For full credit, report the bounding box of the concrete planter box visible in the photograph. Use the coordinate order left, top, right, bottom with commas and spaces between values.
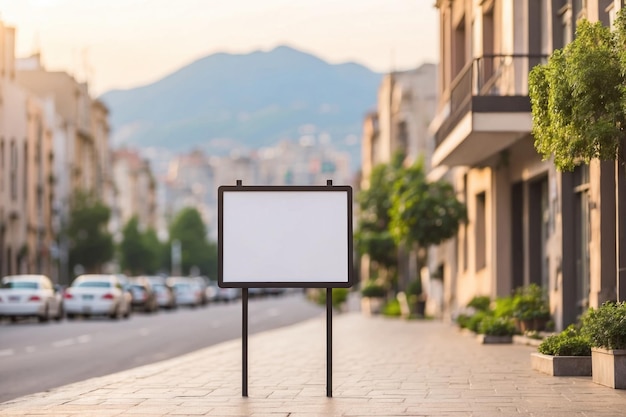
531, 352, 591, 376
477, 334, 513, 344
591, 348, 626, 389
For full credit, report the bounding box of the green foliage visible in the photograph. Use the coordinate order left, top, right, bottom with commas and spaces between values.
538, 325, 591, 356
389, 159, 467, 249
168, 207, 217, 277
467, 296, 491, 312
382, 299, 402, 317
456, 313, 471, 329
581, 301, 626, 350
478, 316, 516, 336
407, 279, 423, 297
529, 14, 626, 171
316, 288, 350, 310
466, 311, 490, 333
360, 281, 387, 298
67, 191, 114, 274
355, 153, 405, 271
118, 216, 163, 275
493, 295, 516, 319
512, 284, 551, 321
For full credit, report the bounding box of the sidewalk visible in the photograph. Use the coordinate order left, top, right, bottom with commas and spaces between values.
2, 312, 626, 417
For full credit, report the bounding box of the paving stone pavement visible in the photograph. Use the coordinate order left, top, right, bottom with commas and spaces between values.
2, 312, 626, 417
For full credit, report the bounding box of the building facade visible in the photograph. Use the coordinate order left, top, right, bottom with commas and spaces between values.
431, 0, 625, 330
0, 22, 56, 278
111, 148, 157, 239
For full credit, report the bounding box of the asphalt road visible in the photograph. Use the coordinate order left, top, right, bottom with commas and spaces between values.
0, 291, 326, 403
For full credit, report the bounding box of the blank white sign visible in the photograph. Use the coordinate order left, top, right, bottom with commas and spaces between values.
219, 187, 352, 287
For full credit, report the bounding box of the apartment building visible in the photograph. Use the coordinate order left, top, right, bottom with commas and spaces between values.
359, 64, 439, 302
111, 148, 157, 238
16, 54, 113, 282
0, 22, 57, 278
431, 0, 625, 330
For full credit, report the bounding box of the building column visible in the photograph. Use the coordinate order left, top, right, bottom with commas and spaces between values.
491, 164, 512, 298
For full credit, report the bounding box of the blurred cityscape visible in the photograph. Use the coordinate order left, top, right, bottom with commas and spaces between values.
2, 0, 626, 339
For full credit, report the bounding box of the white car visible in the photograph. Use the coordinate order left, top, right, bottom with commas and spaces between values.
0, 275, 64, 322
167, 277, 203, 308
64, 274, 132, 320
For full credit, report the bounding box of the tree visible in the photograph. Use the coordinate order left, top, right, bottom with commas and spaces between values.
529, 16, 626, 171
355, 153, 405, 281
67, 191, 114, 275
168, 207, 217, 277
388, 159, 466, 276
529, 12, 626, 303
118, 216, 163, 275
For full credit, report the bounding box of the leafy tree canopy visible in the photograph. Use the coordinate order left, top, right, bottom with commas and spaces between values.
119, 216, 163, 275
355, 152, 404, 270
529, 14, 626, 171
67, 191, 114, 274
168, 207, 217, 277
389, 159, 466, 249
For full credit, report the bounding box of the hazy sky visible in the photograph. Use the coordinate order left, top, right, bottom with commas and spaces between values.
0, 0, 439, 96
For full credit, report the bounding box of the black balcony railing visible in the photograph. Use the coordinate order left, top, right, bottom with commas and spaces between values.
437, 54, 548, 147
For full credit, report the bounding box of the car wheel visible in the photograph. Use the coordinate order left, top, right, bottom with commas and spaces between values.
38, 306, 49, 323
67, 313, 76, 320
109, 305, 120, 320
55, 305, 64, 322
10, 316, 17, 323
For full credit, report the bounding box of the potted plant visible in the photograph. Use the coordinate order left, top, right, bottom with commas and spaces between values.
512, 284, 551, 333
407, 278, 426, 317
581, 301, 626, 389
360, 281, 387, 315
476, 316, 515, 344
531, 325, 592, 376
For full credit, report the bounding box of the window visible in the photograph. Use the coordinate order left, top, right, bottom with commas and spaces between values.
0, 137, 4, 192
10, 140, 17, 200
475, 192, 487, 271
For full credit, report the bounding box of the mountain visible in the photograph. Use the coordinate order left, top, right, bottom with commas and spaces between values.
99, 45, 382, 163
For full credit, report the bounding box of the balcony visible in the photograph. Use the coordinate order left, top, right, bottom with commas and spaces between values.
431, 54, 547, 167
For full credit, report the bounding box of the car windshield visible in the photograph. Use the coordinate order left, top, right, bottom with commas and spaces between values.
75, 281, 111, 288
173, 283, 190, 290
1, 281, 38, 289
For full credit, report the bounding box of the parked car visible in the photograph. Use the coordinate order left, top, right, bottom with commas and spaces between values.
64, 274, 132, 320
144, 276, 176, 310
128, 277, 159, 313
0, 275, 64, 322
215, 286, 241, 303
167, 277, 203, 308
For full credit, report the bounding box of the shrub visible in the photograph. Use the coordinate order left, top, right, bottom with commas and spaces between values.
581, 301, 626, 350
456, 313, 471, 329
466, 311, 489, 333
467, 295, 491, 312
493, 295, 516, 318
361, 281, 387, 298
538, 325, 591, 356
512, 284, 550, 321
382, 299, 402, 317
478, 316, 516, 336
316, 288, 350, 309
407, 279, 423, 296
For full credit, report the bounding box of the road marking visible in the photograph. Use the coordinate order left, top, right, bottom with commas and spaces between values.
0, 349, 14, 357
25, 346, 36, 353
52, 338, 75, 348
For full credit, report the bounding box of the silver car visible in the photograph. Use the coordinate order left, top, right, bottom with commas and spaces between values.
0, 275, 64, 323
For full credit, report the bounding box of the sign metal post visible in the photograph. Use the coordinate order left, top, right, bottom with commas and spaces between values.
218, 180, 352, 398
